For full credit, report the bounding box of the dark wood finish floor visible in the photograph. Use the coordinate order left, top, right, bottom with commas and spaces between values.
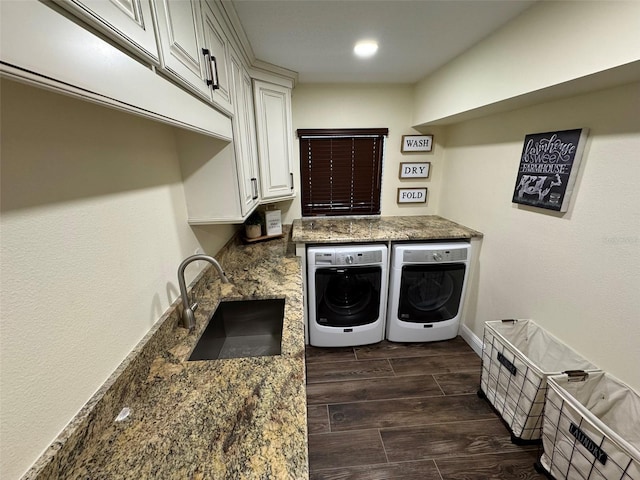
306, 336, 545, 480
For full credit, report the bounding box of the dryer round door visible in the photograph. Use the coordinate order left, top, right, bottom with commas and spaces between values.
397, 263, 466, 322
406, 271, 454, 311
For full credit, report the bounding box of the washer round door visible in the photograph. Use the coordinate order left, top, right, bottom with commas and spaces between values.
325, 273, 373, 316
315, 266, 382, 327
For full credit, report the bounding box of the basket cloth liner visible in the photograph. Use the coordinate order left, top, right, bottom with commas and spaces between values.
489, 320, 596, 372
541, 371, 640, 479
481, 319, 599, 440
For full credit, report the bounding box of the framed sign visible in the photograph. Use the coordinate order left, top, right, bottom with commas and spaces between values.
401, 135, 433, 152
397, 188, 427, 203
399, 162, 430, 179
512, 128, 588, 212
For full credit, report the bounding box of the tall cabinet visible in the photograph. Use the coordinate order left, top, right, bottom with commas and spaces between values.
228, 47, 261, 217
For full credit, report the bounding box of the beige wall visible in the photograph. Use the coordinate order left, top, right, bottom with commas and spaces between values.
284, 83, 445, 223
0, 80, 236, 479
413, 1, 640, 126
3, 2, 639, 477
439, 82, 640, 390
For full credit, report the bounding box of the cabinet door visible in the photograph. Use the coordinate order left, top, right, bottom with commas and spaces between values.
254, 80, 295, 201
240, 68, 261, 214
154, 0, 211, 100
229, 47, 260, 215
201, 2, 233, 115
53, 0, 160, 63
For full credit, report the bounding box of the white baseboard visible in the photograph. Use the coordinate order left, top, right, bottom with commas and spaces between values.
460, 324, 483, 357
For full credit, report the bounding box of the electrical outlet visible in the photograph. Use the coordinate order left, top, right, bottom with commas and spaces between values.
194, 248, 203, 268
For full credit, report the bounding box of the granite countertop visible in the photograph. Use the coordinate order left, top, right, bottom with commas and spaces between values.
24, 229, 308, 480
291, 215, 483, 244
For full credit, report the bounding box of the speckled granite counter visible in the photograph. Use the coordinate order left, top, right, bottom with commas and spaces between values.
292, 215, 483, 244
23, 228, 308, 480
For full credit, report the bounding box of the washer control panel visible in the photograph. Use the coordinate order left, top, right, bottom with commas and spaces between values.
312, 249, 384, 266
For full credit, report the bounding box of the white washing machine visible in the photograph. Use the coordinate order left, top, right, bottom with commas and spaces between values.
386, 242, 471, 342
307, 244, 388, 347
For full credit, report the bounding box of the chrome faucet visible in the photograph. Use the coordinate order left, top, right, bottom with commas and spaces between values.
177, 254, 229, 332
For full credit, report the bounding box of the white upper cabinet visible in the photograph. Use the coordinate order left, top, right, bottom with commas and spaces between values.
0, 0, 232, 140
154, 0, 211, 100
53, 0, 160, 63
200, 2, 233, 115
253, 80, 296, 201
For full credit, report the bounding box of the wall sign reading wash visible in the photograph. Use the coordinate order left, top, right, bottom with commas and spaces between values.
401, 135, 433, 152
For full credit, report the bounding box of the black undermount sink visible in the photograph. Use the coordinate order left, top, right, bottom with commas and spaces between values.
188, 298, 285, 361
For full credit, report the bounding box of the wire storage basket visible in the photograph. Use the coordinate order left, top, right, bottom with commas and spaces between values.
539, 371, 640, 480
479, 319, 599, 443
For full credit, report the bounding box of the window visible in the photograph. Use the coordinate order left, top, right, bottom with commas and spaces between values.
298, 128, 388, 217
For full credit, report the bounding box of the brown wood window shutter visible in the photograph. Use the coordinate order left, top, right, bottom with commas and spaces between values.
297, 128, 388, 217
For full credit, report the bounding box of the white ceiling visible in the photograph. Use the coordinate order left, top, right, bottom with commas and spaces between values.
230, 0, 537, 84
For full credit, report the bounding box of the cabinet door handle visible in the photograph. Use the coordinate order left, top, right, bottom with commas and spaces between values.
290, 172, 294, 191
210, 55, 220, 91
251, 178, 259, 200
202, 48, 214, 87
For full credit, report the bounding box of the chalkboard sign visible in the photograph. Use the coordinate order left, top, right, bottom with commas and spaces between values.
512, 128, 588, 212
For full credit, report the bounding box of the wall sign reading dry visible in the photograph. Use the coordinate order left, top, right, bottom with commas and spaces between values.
512, 128, 588, 212
399, 162, 430, 179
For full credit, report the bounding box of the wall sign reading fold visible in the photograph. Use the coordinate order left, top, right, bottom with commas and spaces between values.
397, 188, 427, 203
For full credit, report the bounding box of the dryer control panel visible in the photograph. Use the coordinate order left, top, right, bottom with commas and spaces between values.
402, 246, 468, 263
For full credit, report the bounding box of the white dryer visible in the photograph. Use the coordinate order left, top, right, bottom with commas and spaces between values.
307, 244, 388, 347
386, 242, 471, 342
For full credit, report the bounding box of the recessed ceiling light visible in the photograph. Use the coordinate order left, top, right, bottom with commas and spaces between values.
354, 40, 378, 58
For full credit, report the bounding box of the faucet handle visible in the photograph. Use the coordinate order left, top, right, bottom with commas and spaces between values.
191, 302, 199, 312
